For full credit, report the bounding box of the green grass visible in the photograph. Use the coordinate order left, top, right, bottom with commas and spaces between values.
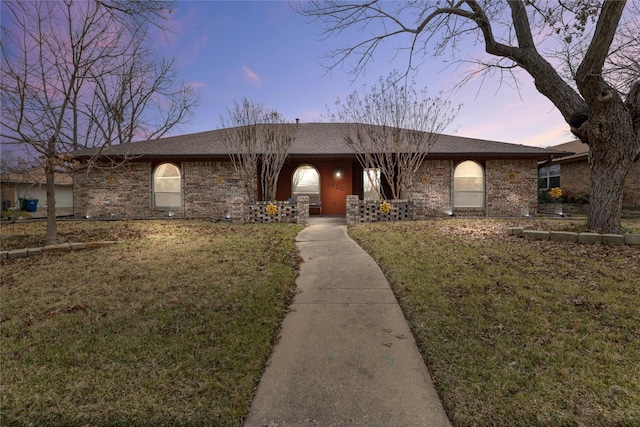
1, 220, 303, 426
349, 219, 640, 427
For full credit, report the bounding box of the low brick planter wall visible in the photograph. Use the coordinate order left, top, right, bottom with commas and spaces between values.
508, 228, 639, 247
1, 241, 118, 261
227, 196, 309, 224
346, 196, 412, 224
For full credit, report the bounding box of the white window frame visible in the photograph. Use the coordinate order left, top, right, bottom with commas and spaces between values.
292, 164, 321, 198
363, 168, 381, 201
153, 163, 182, 209
453, 160, 485, 208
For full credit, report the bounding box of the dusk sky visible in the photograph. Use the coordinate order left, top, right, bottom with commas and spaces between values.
161, 1, 574, 148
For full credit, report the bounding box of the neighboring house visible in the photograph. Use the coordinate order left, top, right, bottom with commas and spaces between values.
540, 140, 640, 208
71, 122, 568, 220
0, 169, 73, 211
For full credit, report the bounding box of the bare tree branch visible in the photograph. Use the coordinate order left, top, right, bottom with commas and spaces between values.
300, 0, 639, 233
329, 70, 460, 200
1, 0, 197, 243
219, 99, 296, 202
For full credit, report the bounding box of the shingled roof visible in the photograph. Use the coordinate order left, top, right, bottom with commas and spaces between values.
72, 122, 569, 160
545, 140, 587, 162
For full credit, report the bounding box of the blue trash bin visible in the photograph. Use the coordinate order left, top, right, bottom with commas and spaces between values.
24, 198, 38, 212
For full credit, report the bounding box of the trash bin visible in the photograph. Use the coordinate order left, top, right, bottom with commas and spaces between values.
1, 200, 10, 211
24, 198, 38, 212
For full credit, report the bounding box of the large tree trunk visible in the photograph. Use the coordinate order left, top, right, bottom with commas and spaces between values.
581, 97, 638, 233
587, 141, 633, 233
570, 1, 638, 233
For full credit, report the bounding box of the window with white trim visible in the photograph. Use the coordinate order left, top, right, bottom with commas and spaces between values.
292, 165, 320, 196
363, 168, 381, 201
538, 164, 560, 189
453, 161, 484, 208
153, 163, 182, 208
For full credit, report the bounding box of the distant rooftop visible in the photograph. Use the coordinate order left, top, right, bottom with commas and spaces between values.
0, 168, 73, 185
547, 140, 587, 162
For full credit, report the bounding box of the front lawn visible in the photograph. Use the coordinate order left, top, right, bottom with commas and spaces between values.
350, 218, 640, 427
1, 220, 303, 426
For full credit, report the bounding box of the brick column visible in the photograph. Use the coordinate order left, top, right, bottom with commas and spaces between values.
295, 195, 309, 224
346, 195, 359, 225
227, 197, 245, 223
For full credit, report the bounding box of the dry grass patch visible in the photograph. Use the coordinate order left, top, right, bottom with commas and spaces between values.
1, 220, 303, 426
349, 218, 640, 427
1, 219, 149, 251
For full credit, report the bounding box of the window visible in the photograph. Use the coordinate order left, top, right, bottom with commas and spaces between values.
153, 163, 182, 208
538, 164, 560, 189
292, 165, 321, 209
363, 168, 381, 201
292, 165, 320, 196
453, 161, 484, 208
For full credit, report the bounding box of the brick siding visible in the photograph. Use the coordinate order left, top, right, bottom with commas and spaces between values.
409, 160, 452, 217
75, 157, 542, 220
559, 160, 590, 196
485, 159, 538, 217
183, 161, 246, 218
74, 160, 247, 219
557, 158, 639, 208
74, 162, 152, 218
348, 158, 539, 223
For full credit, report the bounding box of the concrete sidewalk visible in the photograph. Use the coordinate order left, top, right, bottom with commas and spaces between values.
245, 217, 451, 426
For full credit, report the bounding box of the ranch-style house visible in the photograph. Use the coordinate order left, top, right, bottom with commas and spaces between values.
71, 122, 569, 223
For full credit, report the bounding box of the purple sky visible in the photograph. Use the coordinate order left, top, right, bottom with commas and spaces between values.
0, 0, 574, 162
161, 1, 573, 148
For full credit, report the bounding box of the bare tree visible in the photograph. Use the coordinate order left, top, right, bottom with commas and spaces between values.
260, 112, 297, 201
220, 98, 296, 202
0, 0, 198, 244
299, 0, 640, 233
329, 71, 459, 200
220, 99, 262, 202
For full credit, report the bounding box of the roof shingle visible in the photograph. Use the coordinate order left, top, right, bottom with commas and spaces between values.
71, 122, 569, 159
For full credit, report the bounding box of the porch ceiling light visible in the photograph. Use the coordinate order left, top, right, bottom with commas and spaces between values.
335, 168, 342, 178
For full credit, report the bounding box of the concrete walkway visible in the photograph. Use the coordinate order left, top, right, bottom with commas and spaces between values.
245, 217, 451, 427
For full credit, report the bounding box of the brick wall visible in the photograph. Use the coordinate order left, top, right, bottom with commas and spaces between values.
407, 158, 538, 218
347, 157, 538, 222
241, 197, 309, 224
409, 160, 452, 217
74, 162, 152, 218
346, 197, 411, 224
555, 158, 639, 208
183, 161, 246, 218
74, 156, 546, 219
486, 159, 538, 217
560, 160, 590, 196
74, 160, 247, 219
